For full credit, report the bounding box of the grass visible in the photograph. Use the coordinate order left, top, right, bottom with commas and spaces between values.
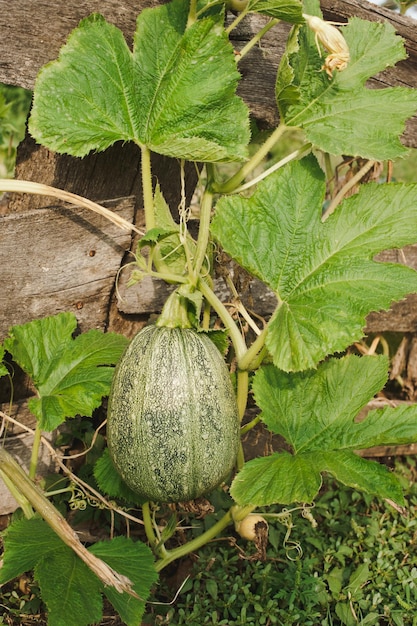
144, 457, 417, 626
1, 458, 417, 625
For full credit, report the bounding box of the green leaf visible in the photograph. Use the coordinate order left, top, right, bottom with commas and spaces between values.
35, 548, 103, 626
200, 328, 230, 355
153, 183, 179, 232
4, 313, 128, 430
133, 185, 198, 278
90, 537, 158, 626
211, 156, 417, 371
275, 21, 300, 118
94, 449, 146, 505
231, 355, 417, 506
29, 2, 250, 162
278, 3, 417, 159
3, 312, 77, 386
138, 227, 178, 248
0, 517, 157, 626
0, 517, 63, 583
231, 451, 323, 504
1, 518, 103, 626
248, 0, 304, 23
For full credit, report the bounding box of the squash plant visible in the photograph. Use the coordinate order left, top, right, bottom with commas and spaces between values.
2, 0, 417, 623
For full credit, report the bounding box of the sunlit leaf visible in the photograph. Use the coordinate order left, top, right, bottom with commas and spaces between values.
3, 313, 128, 430
231, 355, 417, 505
90, 537, 158, 626
35, 548, 103, 626
211, 156, 417, 371
29, 2, 250, 162
0, 517, 63, 583
277, 0, 417, 159
0, 344, 8, 378
94, 449, 146, 505
248, 0, 303, 22
0, 517, 157, 626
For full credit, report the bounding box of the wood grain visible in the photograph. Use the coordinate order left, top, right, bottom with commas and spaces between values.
0, 197, 134, 338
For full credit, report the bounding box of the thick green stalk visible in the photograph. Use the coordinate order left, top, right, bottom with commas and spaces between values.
187, 0, 198, 27
156, 289, 193, 329
236, 19, 279, 61
237, 369, 249, 420
140, 145, 156, 231
142, 501, 158, 548
236, 441, 245, 471
225, 3, 250, 33
155, 508, 234, 572
238, 326, 268, 371
0, 468, 34, 518
240, 414, 261, 436
231, 503, 256, 523
149, 270, 188, 284
198, 279, 247, 361
211, 124, 288, 194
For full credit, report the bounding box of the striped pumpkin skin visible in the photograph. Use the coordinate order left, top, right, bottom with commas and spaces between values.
107, 325, 240, 503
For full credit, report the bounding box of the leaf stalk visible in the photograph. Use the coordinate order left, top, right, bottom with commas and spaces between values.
140, 145, 156, 230
238, 326, 268, 371
235, 19, 279, 62
192, 182, 214, 282
211, 123, 288, 194
198, 279, 247, 360
29, 423, 42, 480
155, 508, 234, 572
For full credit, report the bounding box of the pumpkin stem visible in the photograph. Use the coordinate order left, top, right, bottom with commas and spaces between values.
156, 288, 195, 329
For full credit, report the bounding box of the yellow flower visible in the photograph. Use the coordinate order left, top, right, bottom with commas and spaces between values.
303, 14, 350, 78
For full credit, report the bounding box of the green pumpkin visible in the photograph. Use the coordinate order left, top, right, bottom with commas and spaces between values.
107, 325, 240, 503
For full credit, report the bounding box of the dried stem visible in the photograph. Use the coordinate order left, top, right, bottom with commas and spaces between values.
0, 446, 139, 597
0, 179, 144, 235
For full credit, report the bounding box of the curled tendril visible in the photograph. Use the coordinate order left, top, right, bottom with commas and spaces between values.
68, 484, 105, 511
274, 508, 304, 561
69, 487, 88, 511
302, 503, 318, 528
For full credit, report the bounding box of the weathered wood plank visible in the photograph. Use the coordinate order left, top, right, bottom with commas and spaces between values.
0, 197, 134, 338
0, 0, 159, 91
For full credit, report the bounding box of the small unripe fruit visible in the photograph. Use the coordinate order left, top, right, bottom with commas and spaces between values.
235, 513, 268, 541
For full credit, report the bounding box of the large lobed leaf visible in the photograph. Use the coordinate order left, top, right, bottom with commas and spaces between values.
231, 355, 417, 506
0, 518, 157, 626
3, 312, 128, 430
277, 0, 417, 159
29, 0, 250, 162
211, 156, 417, 371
